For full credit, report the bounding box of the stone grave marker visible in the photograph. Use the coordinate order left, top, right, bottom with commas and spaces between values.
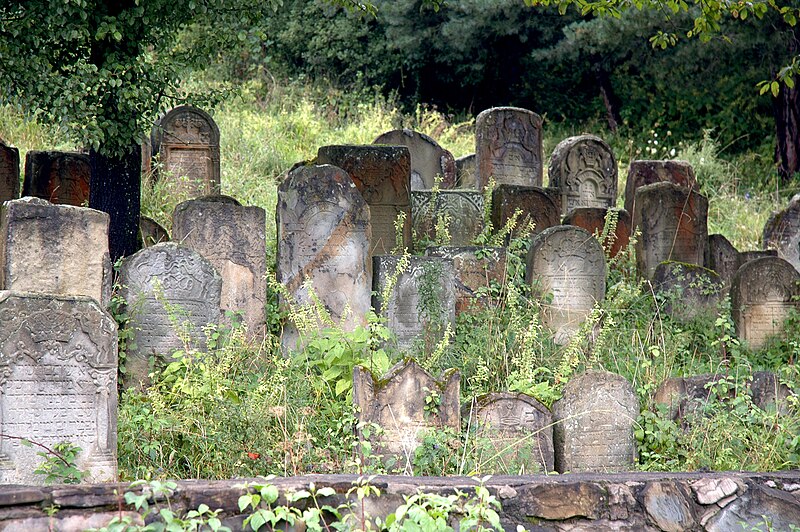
762, 194, 800, 272
0, 141, 20, 203
373, 129, 456, 190
548, 135, 617, 215
455, 153, 477, 188
151, 105, 221, 198
739, 250, 778, 264
173, 196, 267, 338
552, 371, 639, 473
475, 107, 543, 190
276, 164, 371, 350
526, 225, 606, 344
353, 360, 460, 474
411, 190, 484, 247
0, 197, 112, 307
23, 151, 90, 206
491, 185, 560, 241
624, 160, 697, 215
317, 145, 412, 255
562, 207, 631, 259
706, 234, 739, 288
119, 243, 222, 388
633, 182, 708, 279
0, 292, 118, 484
139, 216, 170, 248
653, 261, 723, 321
425, 246, 507, 314
731, 257, 800, 350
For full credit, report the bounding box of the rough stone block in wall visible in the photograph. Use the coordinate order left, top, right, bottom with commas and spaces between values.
0, 141, 20, 203
476, 107, 543, 190
23, 150, 90, 206
373, 129, 456, 190
548, 134, 617, 215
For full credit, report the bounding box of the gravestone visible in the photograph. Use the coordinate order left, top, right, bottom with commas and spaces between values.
706, 234, 739, 288
526, 226, 606, 344
411, 190, 484, 247
317, 145, 412, 255
353, 360, 460, 474
491, 185, 560, 241
624, 160, 697, 215
473, 392, 554, 473
373, 129, 456, 190
455, 153, 477, 189
552, 371, 639, 473
119, 243, 222, 388
0, 292, 117, 484
762, 194, 800, 272
276, 165, 371, 350
739, 250, 777, 264
475, 107, 543, 190
426, 246, 507, 314
548, 135, 617, 215
633, 182, 708, 279
0, 141, 20, 202
23, 151, 90, 206
653, 261, 723, 320
0, 197, 112, 307
731, 257, 800, 350
173, 196, 267, 338
138, 216, 170, 248
563, 207, 631, 259
151, 105, 221, 198
372, 255, 456, 352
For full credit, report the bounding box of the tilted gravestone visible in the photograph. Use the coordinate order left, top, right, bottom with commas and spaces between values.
552, 371, 639, 473
23, 151, 90, 206
633, 182, 708, 280
653, 261, 723, 321
548, 135, 617, 215
0, 198, 112, 307
0, 141, 20, 203
731, 257, 800, 350
119, 243, 222, 388
353, 360, 460, 474
0, 292, 118, 484
455, 153, 477, 189
173, 196, 267, 338
563, 207, 631, 259
411, 190, 484, 247
139, 216, 170, 248
624, 160, 696, 215
317, 145, 412, 255
526, 226, 606, 344
706, 234, 739, 288
276, 165, 371, 350
151, 105, 221, 198
475, 107, 543, 190
373, 129, 456, 190
425, 246, 507, 314
762, 194, 800, 272
491, 185, 560, 241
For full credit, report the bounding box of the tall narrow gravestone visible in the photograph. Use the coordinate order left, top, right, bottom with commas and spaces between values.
624, 160, 696, 215
23, 151, 91, 206
633, 182, 708, 280
526, 226, 606, 344
0, 198, 112, 307
731, 257, 800, 350
563, 207, 631, 259
373, 129, 456, 190
475, 107, 543, 190
455, 154, 477, 189
0, 292, 118, 484
151, 105, 221, 198
490, 185, 560, 241
411, 190, 484, 247
552, 371, 639, 473
548, 135, 617, 215
0, 141, 20, 202
762, 194, 800, 272
276, 165, 372, 350
426, 246, 507, 314
173, 196, 267, 338
707, 234, 739, 288
317, 145, 412, 255
353, 360, 460, 474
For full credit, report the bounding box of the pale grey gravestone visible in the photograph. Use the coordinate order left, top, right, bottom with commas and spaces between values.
173, 196, 267, 339
138, 216, 170, 248
23, 151, 90, 206
276, 165, 371, 352
526, 225, 606, 345
762, 194, 800, 272
425, 246, 507, 315
731, 257, 800, 350
706, 234, 739, 289
633, 182, 708, 280
151, 105, 221, 198
0, 198, 112, 307
372, 255, 456, 354
548, 135, 617, 216
552, 371, 639, 473
475, 107, 543, 190
119, 243, 222, 389
317, 145, 411, 256
624, 159, 697, 215
563, 207, 632, 260
411, 190, 484, 247
653, 261, 723, 321
353, 360, 460, 474
0, 141, 20, 203
373, 129, 456, 190
455, 153, 477, 189
0, 292, 118, 484
490, 185, 560, 242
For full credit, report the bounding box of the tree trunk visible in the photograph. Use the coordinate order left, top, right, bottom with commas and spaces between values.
774, 82, 800, 184
595, 66, 622, 133
89, 144, 141, 263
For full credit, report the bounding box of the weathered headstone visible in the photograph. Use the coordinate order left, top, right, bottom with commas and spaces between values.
475, 107, 543, 190
353, 360, 460, 474
0, 141, 20, 203
426, 246, 507, 314
762, 194, 800, 272
23, 151, 90, 206
473, 392, 554, 473
526, 226, 606, 344
138, 216, 170, 248
562, 207, 631, 259
706, 234, 739, 288
491, 185, 560, 241
372, 255, 456, 352
633, 182, 708, 279
548, 135, 617, 215
739, 250, 778, 264
173, 196, 267, 338
0, 292, 118, 484
411, 190, 484, 247
653, 261, 723, 320
276, 165, 371, 350
373, 129, 456, 190
552, 371, 639, 473
624, 160, 697, 215
731, 257, 800, 350
0, 198, 112, 307
119, 243, 222, 388
455, 153, 477, 189
151, 105, 221, 198
317, 145, 412, 255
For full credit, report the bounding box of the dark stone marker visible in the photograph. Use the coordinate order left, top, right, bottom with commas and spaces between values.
739, 249, 778, 264
23, 150, 90, 206
563, 207, 631, 259
653, 261, 723, 320
548, 135, 617, 215
762, 194, 800, 272
706, 234, 739, 288
491, 185, 560, 241
476, 107, 543, 190
455, 153, 477, 189
0, 141, 20, 202
624, 160, 696, 215
411, 190, 484, 247
138, 216, 170, 248
426, 246, 507, 314
373, 129, 456, 190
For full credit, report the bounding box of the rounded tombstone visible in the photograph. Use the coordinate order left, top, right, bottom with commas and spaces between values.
548, 135, 617, 216
475, 107, 543, 190
761, 193, 800, 273
374, 129, 456, 190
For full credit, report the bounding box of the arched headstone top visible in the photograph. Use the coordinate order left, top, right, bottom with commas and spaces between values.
151, 105, 220, 149
548, 134, 617, 215
373, 129, 456, 190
